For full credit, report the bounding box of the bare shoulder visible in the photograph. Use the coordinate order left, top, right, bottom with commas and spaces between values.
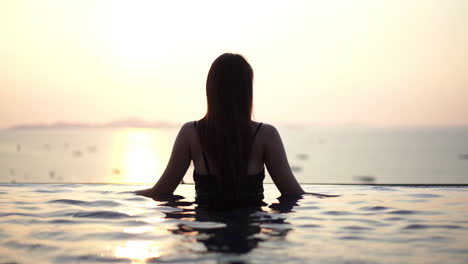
181, 121, 196, 131
178, 121, 198, 139
256, 123, 279, 137
253, 123, 281, 149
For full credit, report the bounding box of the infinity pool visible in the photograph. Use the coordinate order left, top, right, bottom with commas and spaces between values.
0, 184, 467, 264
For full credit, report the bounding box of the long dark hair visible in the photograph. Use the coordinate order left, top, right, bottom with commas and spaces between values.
198, 53, 254, 202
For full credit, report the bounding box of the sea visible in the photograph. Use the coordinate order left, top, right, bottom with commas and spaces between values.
0, 126, 468, 263
0, 126, 467, 184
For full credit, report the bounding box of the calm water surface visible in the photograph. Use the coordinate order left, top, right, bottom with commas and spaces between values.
0, 184, 467, 264
1, 127, 468, 184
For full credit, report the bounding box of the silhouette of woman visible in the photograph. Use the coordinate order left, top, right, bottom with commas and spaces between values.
136, 53, 336, 208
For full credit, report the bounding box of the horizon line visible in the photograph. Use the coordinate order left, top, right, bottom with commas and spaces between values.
2, 119, 468, 131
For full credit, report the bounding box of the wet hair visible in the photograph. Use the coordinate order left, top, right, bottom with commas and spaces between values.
197, 53, 254, 203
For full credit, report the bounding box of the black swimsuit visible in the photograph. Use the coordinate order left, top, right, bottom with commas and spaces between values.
193, 121, 265, 209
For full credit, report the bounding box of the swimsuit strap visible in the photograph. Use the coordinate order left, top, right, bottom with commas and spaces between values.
252, 122, 263, 141
248, 122, 263, 160
194, 121, 263, 174
194, 121, 211, 174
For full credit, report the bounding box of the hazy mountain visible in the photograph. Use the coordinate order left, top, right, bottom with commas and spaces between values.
9, 118, 178, 130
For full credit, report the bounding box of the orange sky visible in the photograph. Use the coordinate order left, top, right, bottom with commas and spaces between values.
1, 0, 467, 128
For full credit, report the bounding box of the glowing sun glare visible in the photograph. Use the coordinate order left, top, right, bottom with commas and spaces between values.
111, 129, 169, 183
97, 1, 175, 68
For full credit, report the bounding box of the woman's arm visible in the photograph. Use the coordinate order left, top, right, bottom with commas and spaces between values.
263, 124, 305, 195
264, 125, 339, 198
136, 123, 192, 198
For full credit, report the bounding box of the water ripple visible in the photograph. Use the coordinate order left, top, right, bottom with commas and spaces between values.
404, 224, 463, 230
54, 255, 126, 263
341, 225, 374, 230
0, 212, 37, 217
407, 193, 443, 198
339, 235, 368, 240
67, 211, 132, 219
48, 199, 86, 205
48, 199, 121, 207
359, 206, 391, 211
388, 210, 419, 215
0, 184, 467, 264
322, 211, 353, 216
3, 241, 57, 251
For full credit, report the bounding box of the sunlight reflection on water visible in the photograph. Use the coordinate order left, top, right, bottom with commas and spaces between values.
1, 127, 467, 184
109, 129, 171, 184
0, 184, 467, 263
113, 240, 162, 264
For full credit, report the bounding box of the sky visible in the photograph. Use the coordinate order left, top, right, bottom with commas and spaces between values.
1, 0, 467, 129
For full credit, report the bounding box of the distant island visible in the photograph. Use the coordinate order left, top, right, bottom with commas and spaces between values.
9, 118, 179, 130
8, 118, 468, 130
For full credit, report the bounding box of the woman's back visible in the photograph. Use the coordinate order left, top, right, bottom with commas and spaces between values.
192, 120, 265, 209
190, 120, 264, 176
135, 120, 305, 199
136, 53, 306, 204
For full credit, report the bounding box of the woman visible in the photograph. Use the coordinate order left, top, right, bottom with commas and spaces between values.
136, 53, 334, 208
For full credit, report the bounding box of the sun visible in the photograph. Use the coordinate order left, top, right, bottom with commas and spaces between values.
95, 1, 176, 68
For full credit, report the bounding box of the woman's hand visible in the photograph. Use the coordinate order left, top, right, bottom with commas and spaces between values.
135, 188, 156, 198
304, 192, 340, 198
135, 123, 192, 199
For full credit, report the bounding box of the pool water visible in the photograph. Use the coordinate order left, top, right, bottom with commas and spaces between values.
0, 184, 467, 264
